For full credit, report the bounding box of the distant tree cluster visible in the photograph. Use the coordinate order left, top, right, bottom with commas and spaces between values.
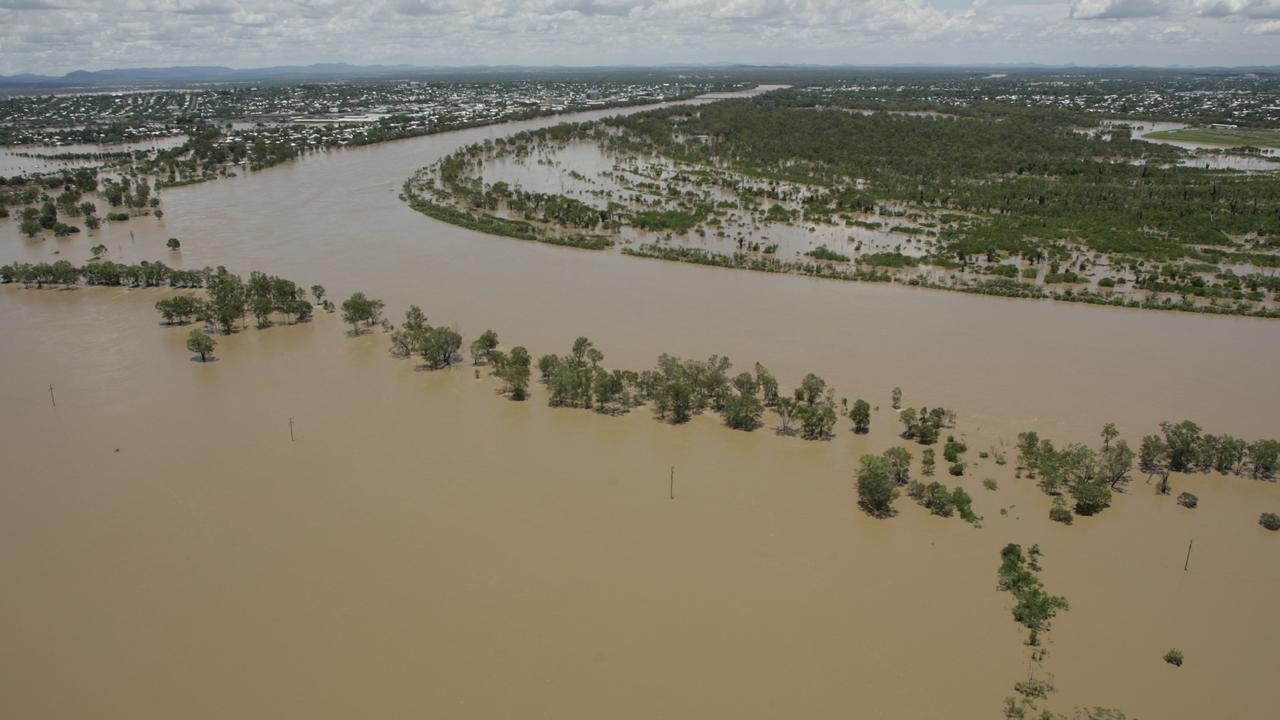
170, 269, 312, 335
1018, 421, 1278, 525
1136, 421, 1278, 483
906, 480, 978, 525
364, 300, 866, 440
898, 405, 957, 445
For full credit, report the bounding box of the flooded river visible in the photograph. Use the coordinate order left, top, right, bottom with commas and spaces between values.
1, 89, 1278, 719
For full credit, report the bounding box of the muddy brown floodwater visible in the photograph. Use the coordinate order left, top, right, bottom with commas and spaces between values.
1, 88, 1278, 719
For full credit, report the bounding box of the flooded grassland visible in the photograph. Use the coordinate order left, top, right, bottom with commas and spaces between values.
2, 89, 1279, 719
407, 102, 1280, 318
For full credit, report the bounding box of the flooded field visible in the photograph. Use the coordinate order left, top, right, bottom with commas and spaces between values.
475, 139, 929, 262
409, 106, 1278, 313
2, 89, 1280, 719
1120, 119, 1280, 170
0, 135, 188, 176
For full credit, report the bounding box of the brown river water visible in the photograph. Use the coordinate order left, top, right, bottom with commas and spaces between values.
1, 88, 1278, 719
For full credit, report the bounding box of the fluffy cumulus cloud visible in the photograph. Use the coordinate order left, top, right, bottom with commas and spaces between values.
0, 0, 1276, 74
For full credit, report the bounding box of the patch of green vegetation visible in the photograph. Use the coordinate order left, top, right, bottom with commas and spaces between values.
402, 182, 612, 250
998, 543, 1069, 646
1144, 126, 1280, 149
804, 246, 850, 262
858, 251, 918, 268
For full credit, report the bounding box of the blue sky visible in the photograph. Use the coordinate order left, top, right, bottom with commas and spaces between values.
1, 1, 1277, 75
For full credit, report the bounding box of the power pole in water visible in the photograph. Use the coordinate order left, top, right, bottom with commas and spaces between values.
289, 417, 295, 442
1184, 539, 1193, 572
670, 466, 675, 500
48, 383, 55, 407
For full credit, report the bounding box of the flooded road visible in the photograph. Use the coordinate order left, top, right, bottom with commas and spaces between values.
2, 88, 1279, 719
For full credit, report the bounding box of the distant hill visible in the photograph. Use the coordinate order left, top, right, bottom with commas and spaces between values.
2, 63, 1279, 91
2, 63, 466, 88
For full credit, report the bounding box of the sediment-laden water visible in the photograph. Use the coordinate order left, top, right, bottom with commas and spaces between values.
1, 88, 1278, 719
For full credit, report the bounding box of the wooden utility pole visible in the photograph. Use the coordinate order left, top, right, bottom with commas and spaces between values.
49, 383, 55, 407
1184, 539, 1193, 572
669, 466, 675, 500
289, 417, 295, 442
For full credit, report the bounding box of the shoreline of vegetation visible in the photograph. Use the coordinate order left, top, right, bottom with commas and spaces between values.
400, 181, 613, 250
621, 243, 1280, 320
398, 84, 1279, 320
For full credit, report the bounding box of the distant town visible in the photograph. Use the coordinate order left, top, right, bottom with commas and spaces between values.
0, 80, 734, 147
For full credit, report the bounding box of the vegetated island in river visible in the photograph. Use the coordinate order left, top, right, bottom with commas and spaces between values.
402, 87, 1280, 319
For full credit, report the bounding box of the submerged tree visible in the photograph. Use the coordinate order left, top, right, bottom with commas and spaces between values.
1160, 420, 1202, 472
856, 453, 898, 518
469, 329, 499, 365
772, 395, 798, 434
997, 543, 1068, 646
1250, 440, 1280, 480
721, 390, 764, 431
492, 345, 532, 400
754, 362, 779, 406
341, 292, 385, 334
206, 269, 247, 334
850, 398, 871, 434
186, 328, 215, 362
884, 446, 913, 485
795, 402, 836, 440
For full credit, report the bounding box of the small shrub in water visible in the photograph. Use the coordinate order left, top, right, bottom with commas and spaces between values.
1163, 649, 1184, 667
1049, 496, 1074, 525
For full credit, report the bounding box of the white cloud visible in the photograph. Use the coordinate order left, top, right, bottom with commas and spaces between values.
0, 0, 1276, 75
1070, 0, 1170, 20
1245, 17, 1280, 30
1193, 0, 1280, 18
0, 0, 80, 9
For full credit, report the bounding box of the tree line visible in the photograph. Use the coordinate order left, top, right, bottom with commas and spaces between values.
365, 293, 903, 440
1015, 421, 1279, 525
